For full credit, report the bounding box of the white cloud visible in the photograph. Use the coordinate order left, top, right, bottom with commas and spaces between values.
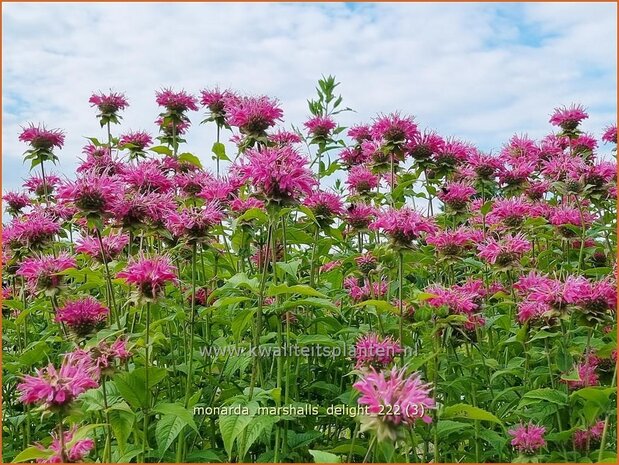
2, 1, 616, 195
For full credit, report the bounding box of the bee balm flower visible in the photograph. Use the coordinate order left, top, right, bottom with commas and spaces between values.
117, 255, 178, 301
508, 423, 546, 455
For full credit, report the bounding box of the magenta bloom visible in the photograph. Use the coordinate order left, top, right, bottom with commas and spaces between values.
573, 420, 605, 450
549, 104, 588, 130
17, 354, 98, 409
165, 203, 224, 240
549, 204, 596, 237
508, 423, 546, 455
156, 88, 199, 113
23, 173, 61, 197
17, 253, 76, 294
433, 138, 472, 166
426, 228, 478, 257
370, 207, 437, 248
407, 131, 444, 160
76, 232, 129, 261
225, 94, 283, 135
199, 178, 237, 203
200, 87, 236, 115
486, 196, 541, 227
304, 115, 337, 138
119, 130, 152, 151
36, 425, 95, 463
371, 113, 418, 143
19, 123, 65, 150
111, 191, 176, 228
320, 260, 342, 273
70, 338, 131, 377
425, 283, 481, 316
89, 91, 128, 115
236, 145, 316, 204
268, 129, 302, 146
346, 165, 379, 194
354, 333, 403, 369
175, 170, 213, 196
4, 211, 61, 249
501, 135, 540, 163
356, 252, 378, 274
120, 161, 173, 194
57, 171, 122, 215
602, 124, 617, 144
477, 233, 531, 267
438, 182, 476, 211
344, 276, 388, 302
303, 190, 344, 224
467, 149, 503, 179
155, 116, 191, 135
4, 191, 30, 214
339, 147, 370, 167
345, 204, 377, 231
55, 297, 109, 337
117, 255, 178, 300
348, 124, 372, 143
517, 301, 550, 324
354, 367, 435, 440
230, 196, 265, 214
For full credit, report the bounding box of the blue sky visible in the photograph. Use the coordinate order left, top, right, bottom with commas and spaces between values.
2, 2, 617, 200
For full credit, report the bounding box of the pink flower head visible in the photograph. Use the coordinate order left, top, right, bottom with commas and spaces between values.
76, 232, 129, 261
549, 204, 596, 237
508, 423, 546, 454
23, 173, 61, 197
407, 131, 444, 161
89, 91, 128, 114
268, 129, 302, 146
230, 196, 265, 214
550, 104, 588, 130
71, 338, 131, 377
371, 113, 418, 143
304, 115, 337, 138
200, 87, 236, 115
517, 300, 550, 324
501, 134, 540, 163
155, 116, 190, 135
320, 260, 342, 273
573, 421, 605, 450
572, 133, 598, 154
477, 233, 531, 266
19, 123, 65, 150
119, 130, 152, 151
541, 153, 587, 182
111, 191, 176, 228
165, 203, 224, 240
354, 333, 403, 369
499, 159, 536, 186
344, 276, 388, 302
339, 147, 370, 167
199, 177, 237, 203
117, 255, 178, 300
370, 207, 437, 248
175, 170, 214, 196
438, 182, 476, 211
467, 149, 503, 179
17, 354, 98, 409
225, 94, 283, 135
304, 190, 344, 224
77, 147, 121, 176
433, 138, 472, 167
486, 196, 539, 227
353, 367, 435, 439
156, 88, 199, 113
120, 161, 173, 194
348, 124, 372, 144
55, 297, 109, 337
4, 191, 30, 214
4, 211, 61, 249
57, 171, 122, 216
426, 228, 477, 256
602, 124, 617, 144
346, 165, 379, 194
567, 357, 599, 389
425, 284, 480, 315
36, 425, 95, 463
17, 253, 76, 293
356, 252, 378, 274
236, 145, 316, 204
345, 203, 377, 231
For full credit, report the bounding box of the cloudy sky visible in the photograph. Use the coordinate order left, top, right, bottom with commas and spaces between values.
2, 2, 617, 196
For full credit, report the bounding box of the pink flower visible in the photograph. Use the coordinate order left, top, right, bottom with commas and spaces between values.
199, 178, 237, 203
77, 147, 121, 176
200, 87, 236, 115
370, 207, 437, 248
567, 357, 599, 389
119, 131, 152, 151
426, 228, 478, 256
236, 145, 316, 204
89, 91, 128, 114
549, 104, 588, 130
356, 252, 378, 274
602, 124, 617, 144
57, 172, 122, 215
320, 260, 341, 273
466, 149, 503, 179
36, 425, 95, 463
23, 174, 61, 197
433, 138, 472, 166
3, 211, 61, 249
425, 284, 481, 315
549, 204, 596, 237
345, 203, 377, 230
486, 196, 540, 227
477, 233, 531, 266
155, 117, 190, 135
4, 191, 31, 214
17, 253, 76, 293
354, 333, 403, 369
508, 423, 546, 454
155, 88, 198, 113
407, 131, 444, 161
117, 255, 178, 300
344, 276, 388, 302
120, 161, 173, 194
517, 301, 550, 324
501, 135, 540, 163
498, 159, 535, 186
573, 421, 605, 450
225, 95, 283, 135
76, 232, 129, 261
348, 124, 372, 143
70, 339, 131, 377
175, 170, 214, 196
304, 115, 337, 138
55, 297, 109, 337
371, 113, 418, 143
111, 191, 176, 228
438, 182, 476, 211
230, 196, 265, 214
19, 123, 65, 150
268, 129, 302, 146
18, 354, 98, 409
353, 367, 435, 440
304, 190, 344, 223
346, 165, 379, 194
339, 147, 370, 167
165, 203, 224, 240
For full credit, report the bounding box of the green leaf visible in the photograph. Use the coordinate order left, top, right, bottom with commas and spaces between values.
178, 152, 203, 168
240, 415, 278, 458
155, 413, 188, 455
212, 142, 229, 161
441, 403, 503, 425
354, 299, 397, 314
521, 388, 567, 406
309, 450, 341, 463
12, 447, 52, 463
570, 387, 616, 409
153, 402, 198, 432
219, 401, 259, 460
267, 284, 327, 298
437, 420, 474, 439
109, 403, 135, 454
150, 145, 173, 156
114, 367, 167, 409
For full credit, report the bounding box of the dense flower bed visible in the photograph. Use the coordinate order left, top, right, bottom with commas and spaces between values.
2, 77, 617, 463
